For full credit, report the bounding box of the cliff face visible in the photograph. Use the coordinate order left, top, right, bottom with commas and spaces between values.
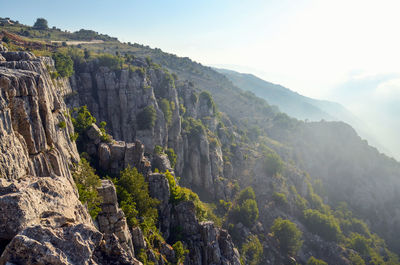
0, 45, 241, 265
0, 45, 142, 265
68, 60, 234, 200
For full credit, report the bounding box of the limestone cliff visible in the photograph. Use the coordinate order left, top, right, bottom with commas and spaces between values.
0, 45, 142, 265
68, 59, 234, 200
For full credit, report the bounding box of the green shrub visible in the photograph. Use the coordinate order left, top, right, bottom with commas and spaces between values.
137, 105, 156, 130
348, 252, 366, 265
165, 170, 209, 221
303, 209, 342, 242
231, 199, 259, 227
272, 192, 288, 206
72, 158, 102, 219
115, 167, 159, 230
154, 145, 163, 155
165, 148, 177, 168
58, 121, 66, 129
241, 235, 263, 265
271, 217, 303, 255
71, 106, 96, 133
182, 117, 205, 140
264, 152, 283, 176
52, 52, 74, 77
230, 187, 259, 227
97, 53, 123, 70
173, 241, 189, 264
99, 121, 112, 143
33, 18, 48, 30
237, 187, 256, 205
306, 256, 328, 265
347, 233, 370, 257
159, 98, 172, 126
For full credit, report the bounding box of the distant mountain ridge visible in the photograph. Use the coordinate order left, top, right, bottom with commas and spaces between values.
216, 68, 392, 156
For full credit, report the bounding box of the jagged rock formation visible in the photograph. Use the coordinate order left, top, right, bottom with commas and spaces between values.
0, 45, 142, 265
83, 124, 151, 176
81, 123, 242, 265
68, 61, 235, 201
97, 180, 135, 261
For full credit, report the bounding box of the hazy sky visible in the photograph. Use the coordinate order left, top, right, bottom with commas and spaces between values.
2, 0, 400, 157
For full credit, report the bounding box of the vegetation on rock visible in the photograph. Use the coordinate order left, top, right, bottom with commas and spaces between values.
271, 217, 303, 255
72, 157, 102, 219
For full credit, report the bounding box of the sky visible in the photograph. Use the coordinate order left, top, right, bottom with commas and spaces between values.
2, 0, 400, 158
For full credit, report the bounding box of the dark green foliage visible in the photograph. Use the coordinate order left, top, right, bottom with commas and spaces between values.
115, 167, 159, 230
347, 233, 370, 257
72, 158, 102, 219
97, 53, 123, 70
173, 241, 189, 264
182, 117, 206, 140
272, 192, 288, 206
237, 187, 256, 205
306, 256, 328, 265
58, 121, 66, 129
241, 235, 263, 265
165, 148, 177, 168
99, 121, 112, 143
137, 105, 156, 130
303, 209, 342, 242
71, 106, 96, 133
154, 145, 163, 155
165, 170, 210, 221
52, 52, 74, 77
264, 152, 283, 176
159, 98, 172, 126
231, 187, 259, 227
33, 18, 48, 30
348, 253, 366, 265
271, 217, 303, 255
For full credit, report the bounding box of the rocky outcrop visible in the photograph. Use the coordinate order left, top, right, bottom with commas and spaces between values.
69, 63, 233, 201
97, 180, 135, 260
83, 124, 151, 176
68, 60, 181, 154
0, 47, 141, 265
169, 201, 241, 265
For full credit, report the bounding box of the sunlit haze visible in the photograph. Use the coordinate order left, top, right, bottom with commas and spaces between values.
2, 0, 400, 158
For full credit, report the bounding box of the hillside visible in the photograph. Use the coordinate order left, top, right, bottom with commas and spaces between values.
1, 19, 400, 265
216, 68, 391, 156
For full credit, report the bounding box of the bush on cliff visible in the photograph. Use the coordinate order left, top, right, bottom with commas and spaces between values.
52, 52, 74, 77
137, 105, 156, 130
72, 158, 102, 219
230, 187, 259, 227
115, 167, 159, 231
306, 256, 328, 265
241, 235, 263, 265
303, 209, 342, 242
271, 217, 303, 255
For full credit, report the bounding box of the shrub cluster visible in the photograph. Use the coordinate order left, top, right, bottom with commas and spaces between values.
72, 158, 102, 219
137, 105, 156, 130
52, 52, 74, 77
271, 217, 303, 255
230, 187, 259, 227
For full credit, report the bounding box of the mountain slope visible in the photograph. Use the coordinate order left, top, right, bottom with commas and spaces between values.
216, 68, 393, 157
